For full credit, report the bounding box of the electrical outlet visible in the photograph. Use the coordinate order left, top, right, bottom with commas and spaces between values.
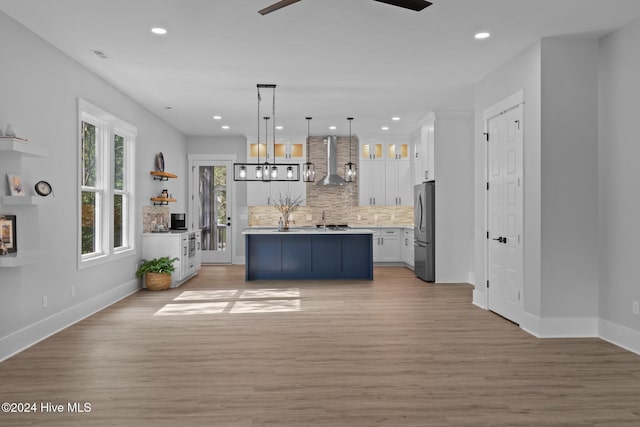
633, 300, 639, 316
374, 215, 378, 221
391, 214, 395, 220
42, 296, 48, 309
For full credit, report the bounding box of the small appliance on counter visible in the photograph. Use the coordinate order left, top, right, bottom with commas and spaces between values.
170, 213, 187, 230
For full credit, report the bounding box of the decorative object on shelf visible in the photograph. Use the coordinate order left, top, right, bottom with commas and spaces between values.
6, 174, 25, 196
344, 117, 357, 182
0, 215, 17, 254
161, 189, 169, 198
135, 256, 178, 291
234, 83, 301, 181
156, 152, 165, 172
34, 180, 53, 197
303, 117, 315, 182
273, 193, 304, 231
5, 124, 16, 138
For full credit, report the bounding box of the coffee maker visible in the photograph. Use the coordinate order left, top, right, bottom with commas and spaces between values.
170, 213, 187, 230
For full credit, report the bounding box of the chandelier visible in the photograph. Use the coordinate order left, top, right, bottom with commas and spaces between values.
234, 84, 300, 181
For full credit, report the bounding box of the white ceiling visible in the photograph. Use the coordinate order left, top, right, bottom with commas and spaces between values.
2, 0, 640, 143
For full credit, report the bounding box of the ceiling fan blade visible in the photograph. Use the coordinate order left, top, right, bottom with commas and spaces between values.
258, 0, 303, 15
373, 0, 433, 12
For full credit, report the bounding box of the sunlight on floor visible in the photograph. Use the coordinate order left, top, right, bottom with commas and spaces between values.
153, 288, 301, 316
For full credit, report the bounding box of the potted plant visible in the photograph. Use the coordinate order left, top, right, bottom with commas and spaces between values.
136, 256, 178, 291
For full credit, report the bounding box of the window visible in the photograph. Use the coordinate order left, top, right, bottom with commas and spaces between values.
78, 99, 136, 268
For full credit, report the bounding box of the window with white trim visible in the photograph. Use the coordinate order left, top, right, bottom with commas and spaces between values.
79, 99, 136, 268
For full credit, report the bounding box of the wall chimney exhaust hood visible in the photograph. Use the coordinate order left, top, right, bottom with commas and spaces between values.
317, 135, 347, 186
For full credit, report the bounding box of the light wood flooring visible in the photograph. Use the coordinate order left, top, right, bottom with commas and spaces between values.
1, 266, 639, 426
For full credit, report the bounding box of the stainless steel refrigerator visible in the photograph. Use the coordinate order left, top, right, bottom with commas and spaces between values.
414, 181, 435, 282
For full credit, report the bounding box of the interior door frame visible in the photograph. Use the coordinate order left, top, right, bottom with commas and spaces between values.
482, 90, 524, 320
188, 154, 237, 264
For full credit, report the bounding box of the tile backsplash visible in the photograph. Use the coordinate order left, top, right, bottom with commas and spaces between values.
248, 205, 413, 227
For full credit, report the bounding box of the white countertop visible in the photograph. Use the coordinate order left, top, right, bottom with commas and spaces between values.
243, 227, 374, 235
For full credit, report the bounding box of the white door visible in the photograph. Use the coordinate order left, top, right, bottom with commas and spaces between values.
486, 102, 523, 324
190, 158, 233, 264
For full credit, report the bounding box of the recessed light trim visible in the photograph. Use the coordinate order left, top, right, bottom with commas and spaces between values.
381, 126, 389, 131
392, 117, 400, 121
276, 126, 283, 130
329, 126, 337, 130
213, 115, 222, 120
151, 27, 168, 35
222, 125, 230, 130
475, 32, 491, 40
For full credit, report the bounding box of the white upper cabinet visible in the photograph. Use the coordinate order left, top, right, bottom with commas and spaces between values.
274, 141, 304, 161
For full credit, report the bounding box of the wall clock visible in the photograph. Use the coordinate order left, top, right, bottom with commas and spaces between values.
34, 180, 52, 196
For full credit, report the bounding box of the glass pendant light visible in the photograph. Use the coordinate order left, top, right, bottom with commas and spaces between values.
269, 87, 278, 180
239, 165, 247, 179
344, 117, 356, 182
262, 116, 271, 181
303, 117, 315, 182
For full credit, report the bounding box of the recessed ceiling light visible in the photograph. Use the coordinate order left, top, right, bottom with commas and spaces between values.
475, 32, 491, 40
222, 125, 230, 130
213, 115, 222, 120
381, 126, 389, 131
392, 117, 400, 121
329, 126, 337, 130
151, 27, 167, 35
276, 126, 283, 130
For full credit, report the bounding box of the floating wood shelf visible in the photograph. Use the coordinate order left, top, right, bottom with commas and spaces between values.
150, 197, 177, 206
150, 171, 178, 181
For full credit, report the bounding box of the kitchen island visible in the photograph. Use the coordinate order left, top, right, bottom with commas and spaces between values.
243, 228, 374, 281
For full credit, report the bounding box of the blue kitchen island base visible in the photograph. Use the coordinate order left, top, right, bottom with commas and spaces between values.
245, 232, 373, 281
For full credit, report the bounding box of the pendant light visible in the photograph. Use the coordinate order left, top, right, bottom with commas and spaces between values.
233, 83, 301, 181
303, 117, 315, 182
344, 117, 356, 182
269, 88, 278, 180
262, 116, 271, 181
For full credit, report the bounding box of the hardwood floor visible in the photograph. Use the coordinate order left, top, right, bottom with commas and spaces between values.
1, 265, 639, 426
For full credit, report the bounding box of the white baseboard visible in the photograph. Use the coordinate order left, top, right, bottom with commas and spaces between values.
598, 318, 640, 356
520, 312, 598, 338
472, 289, 486, 309
0, 279, 140, 362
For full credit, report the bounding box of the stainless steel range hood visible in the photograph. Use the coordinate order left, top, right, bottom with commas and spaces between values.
316, 135, 346, 186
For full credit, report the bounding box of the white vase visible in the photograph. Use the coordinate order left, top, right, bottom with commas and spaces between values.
5, 124, 16, 137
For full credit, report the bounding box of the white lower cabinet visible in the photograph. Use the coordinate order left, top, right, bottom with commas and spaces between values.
142, 231, 201, 288
372, 228, 401, 263
402, 228, 414, 269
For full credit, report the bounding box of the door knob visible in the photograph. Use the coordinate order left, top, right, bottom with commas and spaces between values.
492, 237, 504, 243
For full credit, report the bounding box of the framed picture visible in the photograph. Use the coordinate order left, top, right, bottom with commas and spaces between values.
7, 174, 26, 196
0, 215, 17, 254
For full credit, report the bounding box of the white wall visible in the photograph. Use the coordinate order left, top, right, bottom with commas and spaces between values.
473, 42, 542, 317
0, 11, 186, 361
598, 17, 640, 349
186, 136, 247, 261
431, 111, 474, 283
539, 38, 599, 321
